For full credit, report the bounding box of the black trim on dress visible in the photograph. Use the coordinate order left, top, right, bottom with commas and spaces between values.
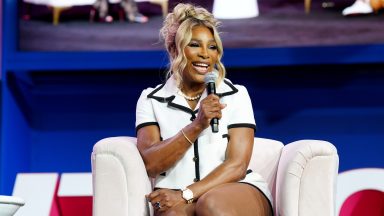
147, 79, 239, 115
168, 100, 198, 116
228, 123, 257, 130
193, 139, 200, 182
222, 133, 230, 142
217, 80, 238, 97
147, 83, 174, 103
136, 122, 159, 133
147, 83, 199, 116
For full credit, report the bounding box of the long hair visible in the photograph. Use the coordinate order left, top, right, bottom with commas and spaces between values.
160, 3, 226, 86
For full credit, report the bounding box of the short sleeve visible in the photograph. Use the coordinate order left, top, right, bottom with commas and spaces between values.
135, 88, 158, 132
227, 85, 256, 130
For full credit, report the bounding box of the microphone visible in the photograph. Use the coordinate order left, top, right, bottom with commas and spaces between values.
204, 72, 219, 133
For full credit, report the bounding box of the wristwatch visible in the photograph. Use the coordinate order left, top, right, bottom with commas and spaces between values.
181, 188, 194, 204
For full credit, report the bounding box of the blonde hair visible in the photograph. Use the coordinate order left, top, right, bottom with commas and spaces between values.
160, 3, 226, 86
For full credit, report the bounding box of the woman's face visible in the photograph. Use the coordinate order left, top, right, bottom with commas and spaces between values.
182, 25, 218, 87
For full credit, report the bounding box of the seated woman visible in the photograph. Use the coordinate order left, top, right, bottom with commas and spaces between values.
93, 0, 148, 23
135, 3, 273, 216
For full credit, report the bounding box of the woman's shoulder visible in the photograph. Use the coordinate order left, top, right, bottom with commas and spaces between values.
140, 83, 165, 95
219, 78, 250, 96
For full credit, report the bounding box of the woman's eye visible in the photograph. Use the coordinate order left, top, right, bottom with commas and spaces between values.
209, 45, 218, 50
188, 43, 199, 47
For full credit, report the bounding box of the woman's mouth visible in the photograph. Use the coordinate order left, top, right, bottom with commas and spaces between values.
192, 62, 209, 74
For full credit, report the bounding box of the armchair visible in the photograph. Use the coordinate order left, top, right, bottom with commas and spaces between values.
92, 137, 338, 216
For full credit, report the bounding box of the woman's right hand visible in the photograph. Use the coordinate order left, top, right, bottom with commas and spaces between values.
194, 94, 226, 130
147, 189, 185, 213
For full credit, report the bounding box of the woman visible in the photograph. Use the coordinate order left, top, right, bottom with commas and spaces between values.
136, 3, 272, 216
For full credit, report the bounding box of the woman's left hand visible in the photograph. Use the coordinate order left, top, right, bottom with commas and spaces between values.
146, 188, 185, 212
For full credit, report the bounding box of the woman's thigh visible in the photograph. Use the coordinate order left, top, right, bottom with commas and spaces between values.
195, 183, 272, 216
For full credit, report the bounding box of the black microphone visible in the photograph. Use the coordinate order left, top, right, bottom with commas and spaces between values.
204, 72, 219, 133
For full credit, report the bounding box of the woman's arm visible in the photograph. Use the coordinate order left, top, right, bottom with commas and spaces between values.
187, 127, 254, 199
137, 94, 225, 177
137, 121, 204, 178
145, 127, 254, 212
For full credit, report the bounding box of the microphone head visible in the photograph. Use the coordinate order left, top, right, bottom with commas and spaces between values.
204, 71, 218, 84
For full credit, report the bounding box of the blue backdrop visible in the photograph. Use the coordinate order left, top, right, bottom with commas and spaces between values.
1, 0, 384, 195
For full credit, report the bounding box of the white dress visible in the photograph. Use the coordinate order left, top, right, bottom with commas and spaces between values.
135, 75, 273, 205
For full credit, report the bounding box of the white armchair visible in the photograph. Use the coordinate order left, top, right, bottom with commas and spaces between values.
91, 137, 339, 216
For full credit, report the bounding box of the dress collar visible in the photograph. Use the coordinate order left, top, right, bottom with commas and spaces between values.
147, 75, 238, 115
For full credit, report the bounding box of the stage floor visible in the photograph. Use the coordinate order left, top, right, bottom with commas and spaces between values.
19, 2, 384, 51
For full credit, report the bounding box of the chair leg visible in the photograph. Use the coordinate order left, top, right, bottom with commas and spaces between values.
52, 7, 68, 25
305, 0, 311, 14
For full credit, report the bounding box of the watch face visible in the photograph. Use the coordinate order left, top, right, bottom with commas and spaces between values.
182, 188, 193, 200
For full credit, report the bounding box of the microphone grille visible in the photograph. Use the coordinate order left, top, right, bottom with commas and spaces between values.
204, 71, 218, 84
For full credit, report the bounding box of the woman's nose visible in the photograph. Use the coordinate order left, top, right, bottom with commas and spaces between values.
198, 48, 209, 59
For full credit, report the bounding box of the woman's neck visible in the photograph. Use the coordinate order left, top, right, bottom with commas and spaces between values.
179, 83, 205, 97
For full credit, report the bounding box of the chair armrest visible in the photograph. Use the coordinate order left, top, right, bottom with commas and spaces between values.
91, 136, 153, 216
276, 140, 339, 216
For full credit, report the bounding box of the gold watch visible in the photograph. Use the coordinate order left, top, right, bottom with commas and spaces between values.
181, 188, 194, 204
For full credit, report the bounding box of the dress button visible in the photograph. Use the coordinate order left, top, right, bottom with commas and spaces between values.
193, 178, 198, 182
193, 157, 197, 162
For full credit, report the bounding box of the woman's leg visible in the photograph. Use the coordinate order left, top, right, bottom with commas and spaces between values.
195, 183, 272, 216
120, 0, 148, 23
93, 0, 109, 18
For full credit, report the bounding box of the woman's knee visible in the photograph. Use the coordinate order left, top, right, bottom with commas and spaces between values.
195, 183, 272, 216
195, 191, 233, 216
161, 209, 180, 216
160, 208, 184, 216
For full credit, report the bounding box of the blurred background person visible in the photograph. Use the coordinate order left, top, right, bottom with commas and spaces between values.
92, 0, 148, 23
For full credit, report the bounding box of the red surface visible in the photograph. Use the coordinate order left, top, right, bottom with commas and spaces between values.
340, 189, 384, 216
50, 178, 60, 216
58, 196, 92, 216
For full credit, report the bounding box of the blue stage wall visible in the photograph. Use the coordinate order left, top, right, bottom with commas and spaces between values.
1, 65, 384, 195
1, 0, 384, 196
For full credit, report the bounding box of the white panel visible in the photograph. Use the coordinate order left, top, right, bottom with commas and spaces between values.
58, 173, 92, 197
12, 173, 59, 216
